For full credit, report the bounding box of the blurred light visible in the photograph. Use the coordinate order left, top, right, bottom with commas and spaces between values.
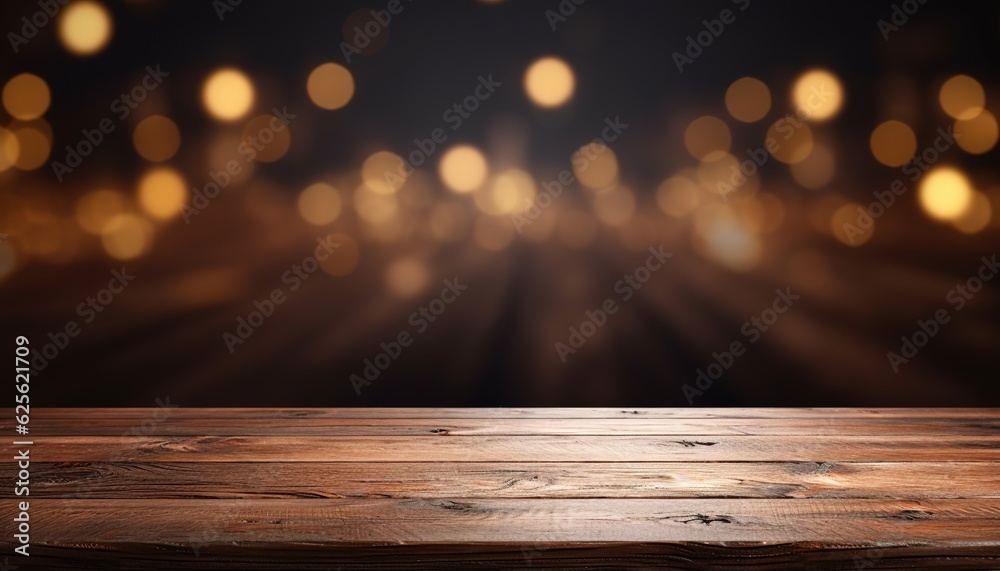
241, 114, 291, 162
0, 240, 17, 280
807, 193, 848, 235
476, 169, 536, 215
473, 213, 515, 251
168, 267, 247, 307
362, 151, 405, 194
592, 185, 635, 226
869, 120, 917, 167
692, 204, 761, 271
556, 210, 598, 249
202, 68, 254, 121
319, 233, 360, 277
0, 128, 21, 172
697, 152, 759, 200
297, 182, 342, 226
385, 257, 429, 298
439, 145, 487, 193
918, 167, 973, 221
100, 213, 154, 260
58, 1, 112, 56
307, 63, 354, 110
787, 249, 829, 289
684, 115, 731, 161
766, 119, 814, 164
939, 75, 985, 120
792, 69, 844, 121
725, 77, 771, 123
831, 203, 873, 246
952, 191, 992, 234
524, 57, 575, 108
133, 115, 180, 162
2, 74, 50, 120
740, 193, 785, 234
138, 167, 187, 220
572, 144, 619, 191
656, 175, 701, 217
75, 189, 128, 234
11, 127, 50, 170
954, 110, 998, 155
398, 171, 435, 210
790, 143, 835, 189
354, 184, 399, 223
429, 201, 471, 242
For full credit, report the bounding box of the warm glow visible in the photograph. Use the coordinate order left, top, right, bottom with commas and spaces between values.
429, 202, 471, 242
573, 144, 619, 191
0, 128, 19, 172
918, 167, 973, 221
439, 145, 488, 193
725, 77, 771, 123
790, 143, 835, 189
12, 127, 50, 170
556, 211, 598, 249
319, 233, 360, 277
792, 69, 844, 121
2, 74, 51, 120
939, 75, 985, 120
524, 57, 575, 108
473, 214, 515, 251
692, 204, 761, 271
954, 110, 998, 155
75, 190, 128, 234
58, 1, 112, 55
138, 167, 187, 220
869, 120, 917, 167
307, 63, 355, 110
656, 175, 701, 217
362, 151, 405, 194
384, 257, 430, 298
766, 119, 814, 164
684, 115, 731, 161
831, 203, 873, 246
952, 192, 992, 234
241, 114, 291, 162
476, 169, 536, 215
203, 69, 255, 121
592, 185, 635, 226
100, 213, 154, 260
133, 115, 181, 162
354, 184, 399, 223
297, 182, 342, 226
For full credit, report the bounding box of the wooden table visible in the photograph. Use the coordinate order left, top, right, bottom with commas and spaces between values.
3, 408, 1000, 569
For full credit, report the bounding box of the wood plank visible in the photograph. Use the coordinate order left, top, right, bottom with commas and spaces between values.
15, 416, 1000, 435
17, 435, 1000, 462
8, 498, 1000, 544
22, 461, 1000, 499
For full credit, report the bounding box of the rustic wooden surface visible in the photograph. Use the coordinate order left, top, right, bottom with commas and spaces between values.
2, 408, 1000, 569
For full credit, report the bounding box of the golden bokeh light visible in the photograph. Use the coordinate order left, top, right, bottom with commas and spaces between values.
524, 56, 575, 108
202, 68, 255, 121
384, 257, 430, 298
362, 151, 405, 194
319, 233, 361, 277
0, 240, 18, 281
766, 119, 814, 164
133, 115, 181, 162
100, 213, 154, 260
869, 120, 917, 167
476, 169, 536, 215
354, 184, 399, 223
556, 210, 598, 249
939, 75, 985, 120
138, 167, 187, 220
790, 143, 835, 189
12, 127, 50, 170
656, 175, 701, 217
473, 213, 515, 251
739, 193, 786, 234
684, 115, 731, 161
572, 144, 619, 191
439, 145, 488, 193
429, 201, 471, 242
831, 203, 873, 246
2, 74, 51, 120
75, 189, 128, 234
0, 128, 20, 171
918, 167, 973, 221
58, 1, 112, 56
725, 77, 771, 123
696, 152, 759, 200
241, 114, 291, 163
792, 69, 844, 121
592, 185, 636, 226
952, 191, 992, 234
692, 204, 761, 271
954, 110, 998, 155
307, 63, 355, 110
297, 183, 342, 226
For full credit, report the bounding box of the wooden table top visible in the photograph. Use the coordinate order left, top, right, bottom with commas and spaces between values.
3, 408, 1000, 569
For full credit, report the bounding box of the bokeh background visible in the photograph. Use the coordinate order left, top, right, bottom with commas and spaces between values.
1, 0, 998, 406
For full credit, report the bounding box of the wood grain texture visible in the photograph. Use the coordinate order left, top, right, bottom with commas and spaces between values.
1, 408, 998, 569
